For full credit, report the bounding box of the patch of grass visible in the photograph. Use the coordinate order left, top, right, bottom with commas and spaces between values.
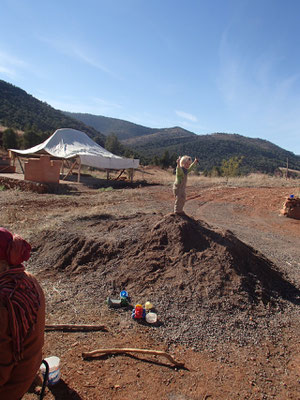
98, 186, 114, 192
134, 167, 300, 188
0, 185, 6, 191
186, 173, 300, 189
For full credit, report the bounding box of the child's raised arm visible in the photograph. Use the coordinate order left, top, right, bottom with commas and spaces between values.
188, 158, 198, 172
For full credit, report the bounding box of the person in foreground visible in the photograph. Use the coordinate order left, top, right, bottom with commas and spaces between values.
173, 155, 198, 215
0, 227, 45, 400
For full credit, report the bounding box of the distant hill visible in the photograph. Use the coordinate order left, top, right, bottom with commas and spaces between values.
64, 112, 157, 140
67, 110, 300, 173
122, 126, 196, 147
65, 111, 196, 142
137, 132, 300, 173
1, 79, 300, 173
0, 80, 106, 146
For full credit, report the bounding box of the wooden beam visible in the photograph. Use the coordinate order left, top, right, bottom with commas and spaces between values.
17, 156, 24, 174
77, 157, 81, 183
114, 169, 125, 180
82, 347, 185, 367
45, 324, 107, 332
62, 159, 77, 181
129, 168, 134, 183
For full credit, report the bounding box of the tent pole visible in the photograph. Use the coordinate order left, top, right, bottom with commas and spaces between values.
114, 169, 125, 180
78, 157, 81, 183
9, 151, 16, 167
130, 168, 134, 183
62, 159, 77, 181
106, 169, 110, 180
17, 157, 24, 174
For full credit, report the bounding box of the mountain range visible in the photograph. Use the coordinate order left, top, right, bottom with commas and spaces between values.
0, 80, 105, 146
1, 79, 300, 173
66, 111, 300, 173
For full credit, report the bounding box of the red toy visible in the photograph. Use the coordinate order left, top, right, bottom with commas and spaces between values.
132, 304, 146, 319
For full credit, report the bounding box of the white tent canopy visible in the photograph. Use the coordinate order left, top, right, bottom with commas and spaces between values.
10, 128, 139, 170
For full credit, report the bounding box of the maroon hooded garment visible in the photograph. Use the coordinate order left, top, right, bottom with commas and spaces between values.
0, 228, 45, 400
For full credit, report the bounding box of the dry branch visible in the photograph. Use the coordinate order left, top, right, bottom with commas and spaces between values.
45, 324, 107, 332
82, 347, 184, 367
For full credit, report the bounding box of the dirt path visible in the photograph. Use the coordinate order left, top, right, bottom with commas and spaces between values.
187, 187, 300, 282
1, 180, 299, 400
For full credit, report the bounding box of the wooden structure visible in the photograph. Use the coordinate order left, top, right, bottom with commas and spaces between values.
24, 155, 62, 184
9, 128, 139, 184
280, 196, 300, 220
0, 155, 16, 173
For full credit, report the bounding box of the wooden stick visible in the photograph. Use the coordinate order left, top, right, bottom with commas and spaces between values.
45, 324, 107, 332
82, 347, 184, 367
62, 159, 77, 180
114, 169, 125, 180
77, 157, 81, 183
17, 156, 24, 174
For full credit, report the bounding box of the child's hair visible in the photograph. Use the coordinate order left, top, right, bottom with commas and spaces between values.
180, 155, 192, 167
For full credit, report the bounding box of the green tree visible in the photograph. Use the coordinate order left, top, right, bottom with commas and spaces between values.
152, 155, 160, 166
105, 134, 123, 156
123, 148, 134, 158
170, 153, 178, 168
160, 150, 170, 169
210, 166, 222, 177
22, 130, 41, 148
2, 128, 18, 149
220, 156, 244, 177
94, 136, 105, 147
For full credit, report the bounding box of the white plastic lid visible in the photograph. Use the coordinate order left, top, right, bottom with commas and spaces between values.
146, 312, 157, 324
145, 301, 153, 310
40, 356, 60, 373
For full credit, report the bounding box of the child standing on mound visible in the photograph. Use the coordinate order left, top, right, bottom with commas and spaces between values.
173, 155, 198, 215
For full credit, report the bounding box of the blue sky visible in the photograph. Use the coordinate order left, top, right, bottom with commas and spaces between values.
1, 0, 300, 155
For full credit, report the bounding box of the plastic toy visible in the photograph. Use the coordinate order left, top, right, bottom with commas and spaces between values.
132, 304, 146, 319
144, 301, 153, 311
106, 290, 130, 308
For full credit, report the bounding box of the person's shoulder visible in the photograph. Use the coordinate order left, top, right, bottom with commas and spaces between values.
25, 272, 45, 297
25, 271, 36, 279
0, 302, 9, 333
25, 271, 39, 285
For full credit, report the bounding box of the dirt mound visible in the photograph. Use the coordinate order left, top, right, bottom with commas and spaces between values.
0, 176, 48, 193
33, 213, 292, 307
31, 213, 299, 349
280, 196, 300, 219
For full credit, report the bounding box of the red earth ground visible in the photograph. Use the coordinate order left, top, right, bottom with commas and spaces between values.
1, 169, 299, 400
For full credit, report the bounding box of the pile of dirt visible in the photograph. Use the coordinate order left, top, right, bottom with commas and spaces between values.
0, 176, 48, 193
31, 213, 299, 350
280, 196, 300, 219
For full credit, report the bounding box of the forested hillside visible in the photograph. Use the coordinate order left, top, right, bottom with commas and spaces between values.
64, 111, 158, 140
0, 80, 105, 146
66, 107, 300, 173
65, 112, 197, 143
141, 133, 300, 174
1, 79, 300, 174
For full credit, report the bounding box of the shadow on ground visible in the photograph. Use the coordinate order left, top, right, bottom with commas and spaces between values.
62, 172, 158, 189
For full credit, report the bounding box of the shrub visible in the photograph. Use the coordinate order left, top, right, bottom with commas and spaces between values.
2, 128, 18, 149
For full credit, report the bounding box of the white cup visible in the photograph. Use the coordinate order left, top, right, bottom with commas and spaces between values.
146, 312, 157, 324
40, 356, 61, 385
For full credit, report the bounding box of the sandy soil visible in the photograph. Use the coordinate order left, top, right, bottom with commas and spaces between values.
1, 171, 299, 400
